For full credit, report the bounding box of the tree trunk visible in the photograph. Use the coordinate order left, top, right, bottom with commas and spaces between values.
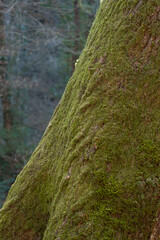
0, 0, 160, 239
150, 210, 160, 240
1, 92, 12, 130
0, 2, 12, 131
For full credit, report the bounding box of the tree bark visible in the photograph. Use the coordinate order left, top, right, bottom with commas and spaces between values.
1, 91, 12, 130
150, 210, 160, 240
0, 0, 160, 239
0, 2, 12, 131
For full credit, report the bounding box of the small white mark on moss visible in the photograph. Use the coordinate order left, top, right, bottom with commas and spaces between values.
75, 59, 79, 67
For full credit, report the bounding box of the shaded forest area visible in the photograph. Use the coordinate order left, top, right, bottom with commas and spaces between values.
0, 0, 99, 206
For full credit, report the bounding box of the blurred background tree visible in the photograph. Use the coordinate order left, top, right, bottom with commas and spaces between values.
0, 0, 99, 206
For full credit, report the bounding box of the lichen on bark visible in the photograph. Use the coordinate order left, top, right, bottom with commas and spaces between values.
0, 0, 160, 239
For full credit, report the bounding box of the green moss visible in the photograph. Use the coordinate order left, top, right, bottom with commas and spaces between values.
0, 0, 160, 239
89, 169, 159, 239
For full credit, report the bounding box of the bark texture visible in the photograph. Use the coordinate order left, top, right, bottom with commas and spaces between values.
0, 0, 160, 239
0, 3, 12, 131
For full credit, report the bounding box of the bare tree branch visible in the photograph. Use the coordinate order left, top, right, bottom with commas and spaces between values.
0, 1, 17, 14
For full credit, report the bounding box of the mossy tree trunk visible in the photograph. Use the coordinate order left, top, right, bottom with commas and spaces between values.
0, 0, 160, 239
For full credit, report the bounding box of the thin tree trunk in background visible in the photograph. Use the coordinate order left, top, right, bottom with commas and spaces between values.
0, 2, 12, 131
1, 91, 12, 130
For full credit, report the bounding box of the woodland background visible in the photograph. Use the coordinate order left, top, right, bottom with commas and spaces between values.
0, 0, 99, 206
